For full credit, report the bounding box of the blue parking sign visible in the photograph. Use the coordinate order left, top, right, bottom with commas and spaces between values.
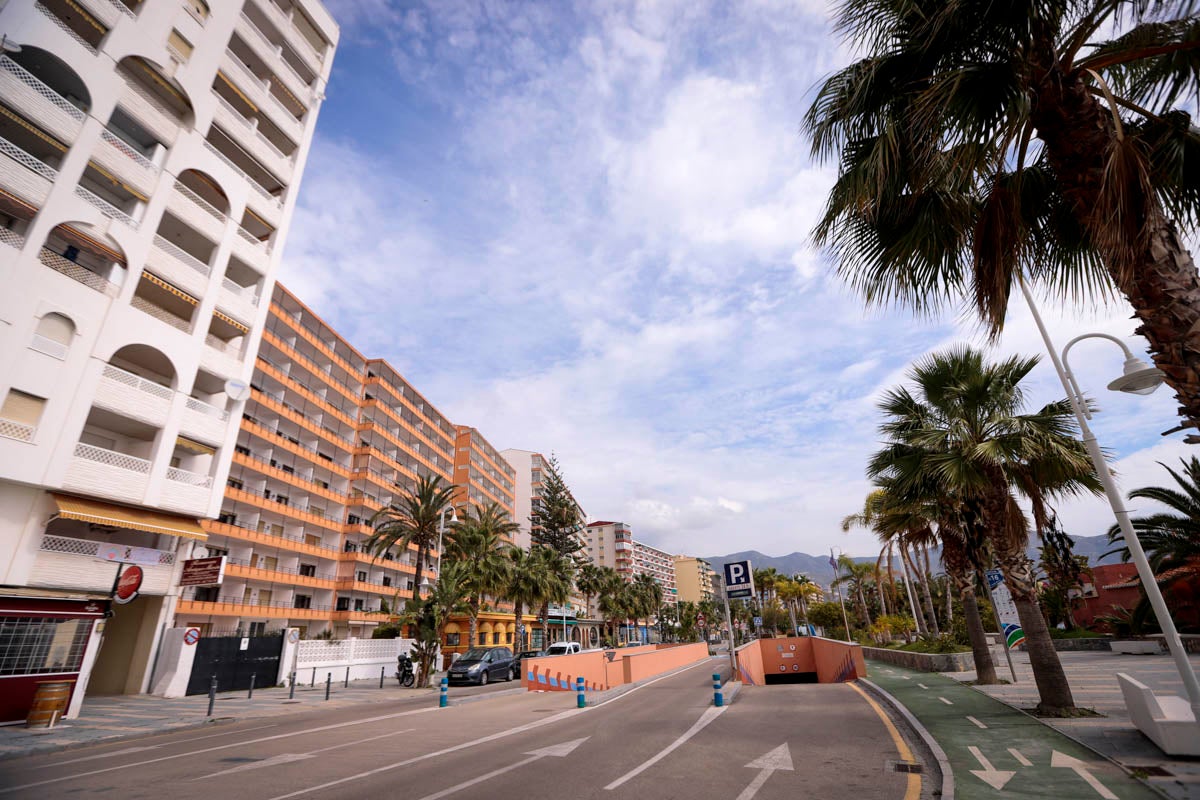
723, 560, 754, 599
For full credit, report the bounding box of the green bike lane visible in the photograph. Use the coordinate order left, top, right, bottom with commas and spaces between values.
866, 663, 1162, 800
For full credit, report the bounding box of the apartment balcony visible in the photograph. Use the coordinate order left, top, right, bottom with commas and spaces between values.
35, 0, 103, 53
38, 248, 119, 296
0, 56, 86, 145
29, 535, 175, 594
180, 396, 230, 446
230, 224, 271, 270
331, 609, 391, 624
217, 277, 259, 327
94, 363, 172, 427
220, 54, 304, 142
175, 597, 332, 620
130, 276, 195, 334
255, 0, 327, 70
200, 334, 243, 379
167, 181, 227, 243
62, 442, 151, 503
159, 466, 214, 515
145, 235, 210, 298
74, 0, 134, 30
0, 135, 56, 209
90, 129, 159, 197
235, 13, 315, 107
226, 559, 338, 590
202, 520, 340, 557
203, 132, 283, 224
212, 95, 295, 182
118, 78, 181, 145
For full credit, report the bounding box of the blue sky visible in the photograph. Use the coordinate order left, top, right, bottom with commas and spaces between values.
277, 0, 1195, 561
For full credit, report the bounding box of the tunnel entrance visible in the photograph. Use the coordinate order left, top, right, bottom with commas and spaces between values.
765, 672, 818, 685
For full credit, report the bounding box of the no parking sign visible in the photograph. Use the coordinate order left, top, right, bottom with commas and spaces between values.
183, 628, 200, 646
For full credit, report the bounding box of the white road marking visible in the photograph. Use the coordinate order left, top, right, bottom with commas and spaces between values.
967, 716, 987, 729
1051, 751, 1118, 799
605, 705, 728, 790
736, 744, 794, 800
968, 746, 1015, 791
1008, 748, 1032, 767
917, 683, 929, 690
415, 738, 588, 800
591, 658, 721, 707
939, 697, 953, 705
194, 730, 407, 780
34, 724, 281, 768
0, 708, 439, 794
900, 676, 911, 680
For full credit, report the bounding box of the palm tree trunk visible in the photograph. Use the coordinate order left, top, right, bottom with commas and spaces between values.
514, 603, 525, 651
943, 536, 998, 684
919, 545, 940, 636
994, 540, 1076, 714
899, 544, 928, 636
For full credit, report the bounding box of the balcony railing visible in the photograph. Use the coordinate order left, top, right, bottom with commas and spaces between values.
38, 248, 118, 296
119, 78, 182, 144
93, 129, 158, 195
0, 417, 35, 442
101, 363, 173, 400
0, 56, 86, 144
0, 227, 24, 251
35, 1, 97, 53
185, 395, 230, 421
0, 134, 57, 207
169, 182, 227, 241
202, 139, 282, 210
75, 184, 139, 229
255, 0, 325, 68
74, 442, 151, 474
131, 295, 192, 332
166, 466, 213, 488
40, 534, 174, 565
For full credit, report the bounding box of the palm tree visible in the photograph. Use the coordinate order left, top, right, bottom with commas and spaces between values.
1105, 456, 1200, 626
575, 563, 606, 621
834, 556, 875, 627
503, 546, 552, 652
805, 1, 1200, 433
365, 474, 456, 610
596, 569, 628, 644
409, 561, 468, 687
630, 574, 664, 643
531, 547, 573, 645
445, 501, 517, 649
869, 346, 1101, 714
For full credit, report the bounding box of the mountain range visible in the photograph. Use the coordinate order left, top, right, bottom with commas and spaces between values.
704, 533, 1121, 588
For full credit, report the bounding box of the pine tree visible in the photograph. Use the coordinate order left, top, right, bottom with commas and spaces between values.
530, 455, 585, 559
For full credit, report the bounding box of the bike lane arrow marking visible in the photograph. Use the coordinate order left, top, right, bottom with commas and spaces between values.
1051, 751, 1118, 799
968, 746, 1015, 791
736, 744, 794, 800
416, 738, 589, 800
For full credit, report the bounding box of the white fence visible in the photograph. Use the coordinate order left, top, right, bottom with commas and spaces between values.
289, 636, 415, 685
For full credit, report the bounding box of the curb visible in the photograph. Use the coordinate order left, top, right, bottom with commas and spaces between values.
955, 680, 1176, 800
446, 687, 527, 707
859, 677, 954, 800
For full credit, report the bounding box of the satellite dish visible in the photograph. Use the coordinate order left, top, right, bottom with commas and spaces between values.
192, 546, 209, 559
0, 35, 22, 54
224, 378, 251, 401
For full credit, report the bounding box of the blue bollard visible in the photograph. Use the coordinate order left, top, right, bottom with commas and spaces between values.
713, 673, 724, 707
439, 676, 448, 708
576, 676, 586, 709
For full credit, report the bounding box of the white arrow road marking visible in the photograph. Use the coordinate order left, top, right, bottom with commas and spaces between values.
1051, 751, 1118, 799
195, 730, 407, 780
967, 716, 988, 729
735, 744, 794, 800
416, 738, 589, 800
968, 746, 1016, 791
939, 697, 954, 705
1008, 748, 1032, 767
605, 705, 727, 790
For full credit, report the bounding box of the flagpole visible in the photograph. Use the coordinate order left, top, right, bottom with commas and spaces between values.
831, 548, 851, 641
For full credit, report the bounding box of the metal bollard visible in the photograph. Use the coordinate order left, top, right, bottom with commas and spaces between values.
289, 671, 296, 700
344, 666, 349, 688
439, 677, 448, 708
311, 667, 316, 687
713, 673, 723, 707
380, 666, 385, 689
325, 672, 331, 700
576, 676, 586, 709
248, 673, 256, 699
207, 675, 217, 717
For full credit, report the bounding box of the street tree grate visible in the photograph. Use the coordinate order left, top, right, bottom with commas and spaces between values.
887, 760, 924, 774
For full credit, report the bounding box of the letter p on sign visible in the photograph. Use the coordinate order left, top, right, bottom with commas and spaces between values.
723, 560, 754, 599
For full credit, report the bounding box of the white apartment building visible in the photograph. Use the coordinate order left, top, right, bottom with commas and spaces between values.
0, 0, 336, 723
632, 539, 677, 603
583, 521, 677, 603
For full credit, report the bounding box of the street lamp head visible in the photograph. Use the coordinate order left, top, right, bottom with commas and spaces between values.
449, 508, 458, 524
1106, 355, 1166, 396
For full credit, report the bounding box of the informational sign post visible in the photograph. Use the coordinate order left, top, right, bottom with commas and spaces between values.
723, 561, 755, 600
985, 568, 1024, 682
180, 556, 227, 587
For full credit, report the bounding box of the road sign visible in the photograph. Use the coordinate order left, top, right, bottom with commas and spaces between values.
696, 613, 706, 625
183, 628, 200, 646
723, 560, 755, 599
985, 569, 1027, 648
113, 565, 143, 604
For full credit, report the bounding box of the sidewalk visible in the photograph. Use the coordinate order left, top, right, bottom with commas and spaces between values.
947, 648, 1200, 800
0, 675, 454, 760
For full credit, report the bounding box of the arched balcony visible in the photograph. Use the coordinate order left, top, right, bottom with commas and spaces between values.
0, 46, 90, 146
37, 221, 125, 297
115, 56, 194, 145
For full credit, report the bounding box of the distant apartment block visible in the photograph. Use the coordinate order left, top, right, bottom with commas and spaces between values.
673, 555, 715, 604
500, 448, 584, 551
583, 522, 677, 602
0, 0, 338, 723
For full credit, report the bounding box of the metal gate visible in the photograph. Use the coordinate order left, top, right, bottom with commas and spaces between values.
186, 633, 283, 695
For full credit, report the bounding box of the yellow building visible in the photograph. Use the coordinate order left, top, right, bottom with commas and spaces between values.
673, 555, 715, 604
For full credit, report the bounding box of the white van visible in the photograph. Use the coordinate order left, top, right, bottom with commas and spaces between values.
545, 641, 581, 656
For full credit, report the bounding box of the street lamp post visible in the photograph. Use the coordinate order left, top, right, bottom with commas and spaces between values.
418, 506, 458, 597
1021, 280, 1200, 721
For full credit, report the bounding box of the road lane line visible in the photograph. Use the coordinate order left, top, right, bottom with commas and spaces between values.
1008, 748, 1032, 767
848, 683, 920, 800
415, 738, 588, 800
917, 683, 929, 690
591, 658, 721, 707
33, 724, 282, 769
195, 730, 413, 781
604, 705, 727, 790
0, 708, 439, 794
967, 716, 987, 729
938, 697, 953, 705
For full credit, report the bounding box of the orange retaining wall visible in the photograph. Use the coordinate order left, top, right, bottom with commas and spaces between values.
522, 643, 709, 693
735, 637, 865, 685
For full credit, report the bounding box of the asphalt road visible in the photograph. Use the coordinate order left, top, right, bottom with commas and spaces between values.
0, 658, 920, 800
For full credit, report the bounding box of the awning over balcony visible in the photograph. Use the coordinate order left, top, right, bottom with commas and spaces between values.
51, 494, 207, 540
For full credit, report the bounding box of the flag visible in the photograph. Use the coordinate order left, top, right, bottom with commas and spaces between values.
828, 552, 837, 570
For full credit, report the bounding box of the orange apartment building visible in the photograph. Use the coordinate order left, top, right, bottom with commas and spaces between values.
175, 283, 514, 639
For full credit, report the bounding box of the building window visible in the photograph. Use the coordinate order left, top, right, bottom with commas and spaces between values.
506, 631, 513, 644
0, 390, 46, 440
298, 564, 315, 577
353, 599, 364, 611
217, 511, 237, 525
381, 576, 392, 587
446, 632, 460, 646
347, 514, 362, 525
356, 571, 367, 582
249, 622, 267, 636
183, 0, 210, 24
0, 618, 91, 676
294, 594, 312, 609
166, 29, 194, 62
30, 313, 74, 360
492, 632, 500, 645
194, 586, 218, 602
336, 597, 349, 611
